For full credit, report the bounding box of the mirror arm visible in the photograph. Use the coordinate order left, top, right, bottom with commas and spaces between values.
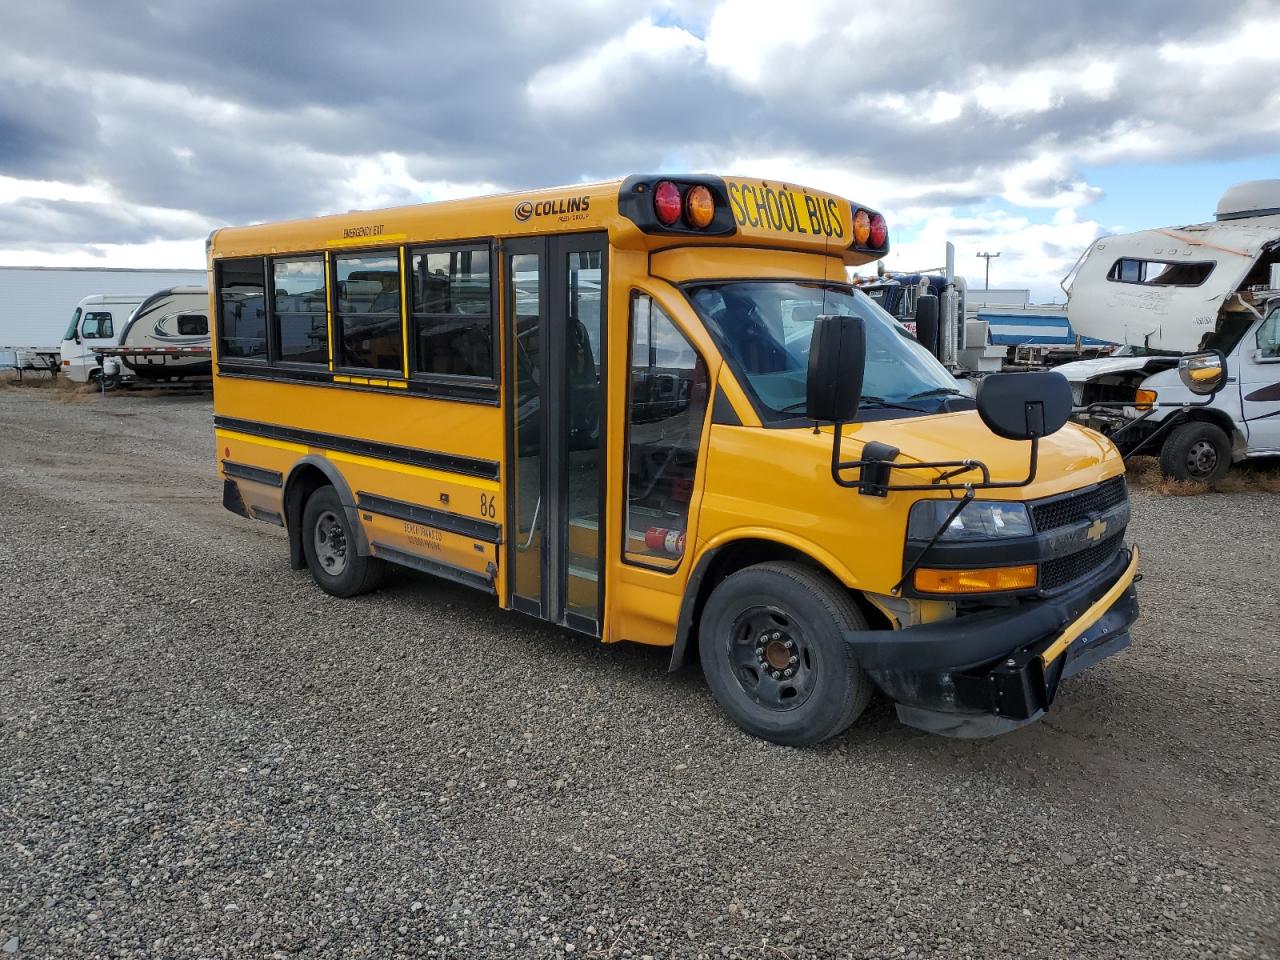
830, 437, 1041, 494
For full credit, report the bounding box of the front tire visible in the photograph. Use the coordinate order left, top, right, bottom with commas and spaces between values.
300, 487, 384, 597
1160, 421, 1231, 482
698, 562, 873, 746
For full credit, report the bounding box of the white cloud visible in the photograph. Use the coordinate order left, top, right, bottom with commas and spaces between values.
527, 18, 703, 111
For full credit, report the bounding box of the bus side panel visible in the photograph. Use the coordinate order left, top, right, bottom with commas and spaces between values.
214, 377, 503, 465
214, 376, 508, 600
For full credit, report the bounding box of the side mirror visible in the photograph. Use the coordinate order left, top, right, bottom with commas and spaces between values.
977, 371, 1072, 441
806, 315, 865, 423
914, 294, 940, 357
1178, 351, 1227, 395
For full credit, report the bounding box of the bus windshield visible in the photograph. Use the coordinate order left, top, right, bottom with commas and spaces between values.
64, 307, 82, 341
686, 281, 959, 420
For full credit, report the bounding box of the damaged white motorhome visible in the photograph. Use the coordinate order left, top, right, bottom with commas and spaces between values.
1059, 180, 1280, 481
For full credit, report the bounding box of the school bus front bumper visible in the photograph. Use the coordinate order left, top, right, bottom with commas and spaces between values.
846, 546, 1140, 738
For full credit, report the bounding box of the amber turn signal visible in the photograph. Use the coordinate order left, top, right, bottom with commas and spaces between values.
685, 185, 715, 229
914, 564, 1037, 594
1134, 388, 1158, 411
852, 209, 871, 245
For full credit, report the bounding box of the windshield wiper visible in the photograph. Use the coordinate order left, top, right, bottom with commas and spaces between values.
776, 396, 920, 416
903, 387, 962, 401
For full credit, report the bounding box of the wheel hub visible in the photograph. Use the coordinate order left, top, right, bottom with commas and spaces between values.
1187, 439, 1218, 477
727, 607, 815, 711
314, 511, 349, 576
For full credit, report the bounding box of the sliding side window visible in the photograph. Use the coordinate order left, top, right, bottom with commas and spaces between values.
273, 257, 328, 365
216, 257, 268, 362
334, 251, 404, 372
409, 244, 494, 379
624, 293, 710, 570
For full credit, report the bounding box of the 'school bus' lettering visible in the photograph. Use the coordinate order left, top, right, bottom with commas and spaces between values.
210, 173, 1139, 747
725, 181, 845, 239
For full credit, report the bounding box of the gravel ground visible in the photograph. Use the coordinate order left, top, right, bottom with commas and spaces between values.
0, 386, 1277, 960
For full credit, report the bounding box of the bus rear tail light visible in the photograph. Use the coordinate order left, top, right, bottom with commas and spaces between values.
869, 213, 888, 249
852, 209, 871, 245
685, 185, 715, 229
654, 180, 683, 226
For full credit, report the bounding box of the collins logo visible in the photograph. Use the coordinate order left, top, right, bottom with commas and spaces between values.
513, 196, 591, 223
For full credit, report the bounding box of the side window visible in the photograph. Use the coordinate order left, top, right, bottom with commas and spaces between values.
176, 314, 208, 336
217, 258, 268, 362
81, 312, 114, 339
334, 251, 403, 372
409, 244, 493, 379
1258, 308, 1280, 359
625, 293, 710, 570
1107, 258, 1214, 287
273, 258, 328, 364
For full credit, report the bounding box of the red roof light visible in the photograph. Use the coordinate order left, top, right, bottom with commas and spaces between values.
654, 180, 683, 226
869, 213, 888, 249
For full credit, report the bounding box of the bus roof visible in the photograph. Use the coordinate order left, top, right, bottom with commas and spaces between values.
208, 174, 889, 268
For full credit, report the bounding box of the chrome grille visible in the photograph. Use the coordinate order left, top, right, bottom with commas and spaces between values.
1031, 476, 1127, 533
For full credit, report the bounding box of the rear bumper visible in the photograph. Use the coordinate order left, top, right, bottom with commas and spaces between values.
846, 545, 1140, 738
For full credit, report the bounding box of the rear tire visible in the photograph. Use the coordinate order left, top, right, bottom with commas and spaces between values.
301, 487, 384, 597
1160, 421, 1231, 482
698, 561, 872, 746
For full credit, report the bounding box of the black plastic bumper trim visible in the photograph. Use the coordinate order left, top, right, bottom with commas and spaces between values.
221, 459, 283, 488
371, 542, 495, 594
214, 415, 499, 480
357, 491, 501, 544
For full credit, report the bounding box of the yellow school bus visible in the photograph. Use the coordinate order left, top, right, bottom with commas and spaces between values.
208, 174, 1140, 744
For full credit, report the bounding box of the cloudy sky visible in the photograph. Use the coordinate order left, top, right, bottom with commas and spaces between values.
2, 0, 1277, 300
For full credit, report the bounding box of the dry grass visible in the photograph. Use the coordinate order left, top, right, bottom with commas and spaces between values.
0, 371, 59, 389
1126, 454, 1280, 495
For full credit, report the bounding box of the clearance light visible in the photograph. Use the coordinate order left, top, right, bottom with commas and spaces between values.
914, 564, 1037, 594
685, 185, 715, 228
852, 209, 871, 245
654, 180, 683, 226
1135, 388, 1158, 411
869, 213, 888, 248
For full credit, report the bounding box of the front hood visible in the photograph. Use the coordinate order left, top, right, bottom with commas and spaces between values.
1052, 355, 1177, 382
821, 410, 1123, 500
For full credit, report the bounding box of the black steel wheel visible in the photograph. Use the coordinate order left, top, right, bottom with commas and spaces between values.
1160, 421, 1232, 483
698, 561, 873, 746
300, 486, 384, 598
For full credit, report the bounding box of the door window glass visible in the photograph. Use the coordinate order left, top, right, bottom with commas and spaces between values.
334, 251, 403, 372
1257, 307, 1280, 359
217, 258, 268, 361
409, 245, 493, 378
81, 312, 114, 339
625, 294, 709, 569
273, 258, 328, 364
565, 249, 603, 619
510, 252, 544, 609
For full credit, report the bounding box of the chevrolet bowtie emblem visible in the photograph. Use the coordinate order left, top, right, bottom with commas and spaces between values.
1085, 518, 1108, 543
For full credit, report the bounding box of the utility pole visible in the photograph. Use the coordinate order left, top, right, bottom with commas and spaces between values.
976, 251, 1000, 291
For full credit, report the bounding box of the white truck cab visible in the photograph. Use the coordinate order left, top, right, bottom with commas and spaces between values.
60, 294, 145, 383
1061, 181, 1280, 481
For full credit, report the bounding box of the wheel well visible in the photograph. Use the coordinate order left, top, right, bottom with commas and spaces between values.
284, 464, 330, 571
1175, 408, 1243, 453
671, 538, 888, 670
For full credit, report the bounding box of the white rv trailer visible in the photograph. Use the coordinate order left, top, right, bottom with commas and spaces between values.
87, 287, 212, 388
1059, 180, 1280, 481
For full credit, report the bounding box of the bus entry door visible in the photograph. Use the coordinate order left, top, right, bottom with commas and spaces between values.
505, 233, 608, 634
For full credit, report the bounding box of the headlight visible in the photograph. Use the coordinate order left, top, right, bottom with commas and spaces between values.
907, 499, 1033, 541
